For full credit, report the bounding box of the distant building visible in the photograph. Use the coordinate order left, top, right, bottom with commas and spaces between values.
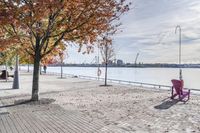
108, 60, 113, 65
117, 59, 123, 65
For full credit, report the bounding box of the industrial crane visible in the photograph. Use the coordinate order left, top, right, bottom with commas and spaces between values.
134, 53, 139, 66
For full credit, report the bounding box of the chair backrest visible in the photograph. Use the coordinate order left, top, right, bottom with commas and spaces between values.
171, 79, 184, 94
0, 70, 9, 79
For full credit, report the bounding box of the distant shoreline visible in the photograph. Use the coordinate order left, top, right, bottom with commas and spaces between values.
47, 64, 200, 68
19, 64, 200, 68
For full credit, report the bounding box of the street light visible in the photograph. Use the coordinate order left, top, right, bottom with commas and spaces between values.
97, 44, 101, 81
12, 55, 20, 89
59, 52, 64, 78
175, 25, 182, 80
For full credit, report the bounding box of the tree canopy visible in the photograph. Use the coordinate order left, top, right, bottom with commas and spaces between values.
0, 0, 130, 101
0, 0, 130, 57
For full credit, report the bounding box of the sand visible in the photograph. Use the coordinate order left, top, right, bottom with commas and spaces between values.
49, 85, 200, 133
1, 71, 200, 132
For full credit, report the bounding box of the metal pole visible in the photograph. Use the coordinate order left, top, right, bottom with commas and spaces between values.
28, 56, 30, 72
61, 59, 63, 78
175, 25, 182, 80
28, 63, 30, 72
97, 44, 100, 80
59, 52, 64, 79
5, 61, 7, 82
12, 55, 20, 89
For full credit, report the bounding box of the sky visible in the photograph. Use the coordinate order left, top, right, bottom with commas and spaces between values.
66, 0, 200, 64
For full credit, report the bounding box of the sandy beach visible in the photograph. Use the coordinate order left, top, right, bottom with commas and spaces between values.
1, 72, 200, 133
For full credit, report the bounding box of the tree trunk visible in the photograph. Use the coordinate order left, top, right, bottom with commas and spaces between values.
31, 54, 40, 101
104, 44, 108, 86
105, 62, 107, 86
61, 62, 63, 78
31, 40, 41, 101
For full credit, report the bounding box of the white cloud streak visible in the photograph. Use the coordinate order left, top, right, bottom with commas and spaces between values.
112, 0, 200, 63
66, 0, 200, 64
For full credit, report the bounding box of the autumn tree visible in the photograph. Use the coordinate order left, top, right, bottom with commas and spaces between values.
0, 0, 130, 101
100, 37, 115, 86
0, 47, 16, 66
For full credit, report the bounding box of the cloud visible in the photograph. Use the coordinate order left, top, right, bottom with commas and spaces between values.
112, 0, 200, 63
66, 0, 200, 64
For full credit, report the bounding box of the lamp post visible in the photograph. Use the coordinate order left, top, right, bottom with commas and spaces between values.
59, 52, 64, 79
97, 44, 101, 81
175, 25, 182, 80
27, 56, 30, 72
5, 61, 8, 82
12, 55, 20, 89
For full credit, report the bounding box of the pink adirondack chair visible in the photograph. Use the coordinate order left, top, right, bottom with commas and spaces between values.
171, 79, 190, 101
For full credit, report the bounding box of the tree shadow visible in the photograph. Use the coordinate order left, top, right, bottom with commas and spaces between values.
0, 98, 55, 109
154, 98, 179, 110
57, 77, 66, 79
99, 84, 112, 87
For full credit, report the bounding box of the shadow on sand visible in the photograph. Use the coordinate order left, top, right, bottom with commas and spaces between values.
154, 98, 179, 110
0, 98, 55, 109
99, 85, 112, 87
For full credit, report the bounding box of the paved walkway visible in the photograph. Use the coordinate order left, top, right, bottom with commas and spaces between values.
0, 72, 111, 133
0, 97, 109, 133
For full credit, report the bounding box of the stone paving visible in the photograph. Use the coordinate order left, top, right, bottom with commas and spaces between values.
0, 97, 109, 133
0, 72, 113, 133
2, 71, 200, 133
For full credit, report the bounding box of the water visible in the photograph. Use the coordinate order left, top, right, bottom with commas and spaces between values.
20, 66, 200, 89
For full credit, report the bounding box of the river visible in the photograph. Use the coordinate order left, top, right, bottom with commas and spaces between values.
20, 66, 200, 90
